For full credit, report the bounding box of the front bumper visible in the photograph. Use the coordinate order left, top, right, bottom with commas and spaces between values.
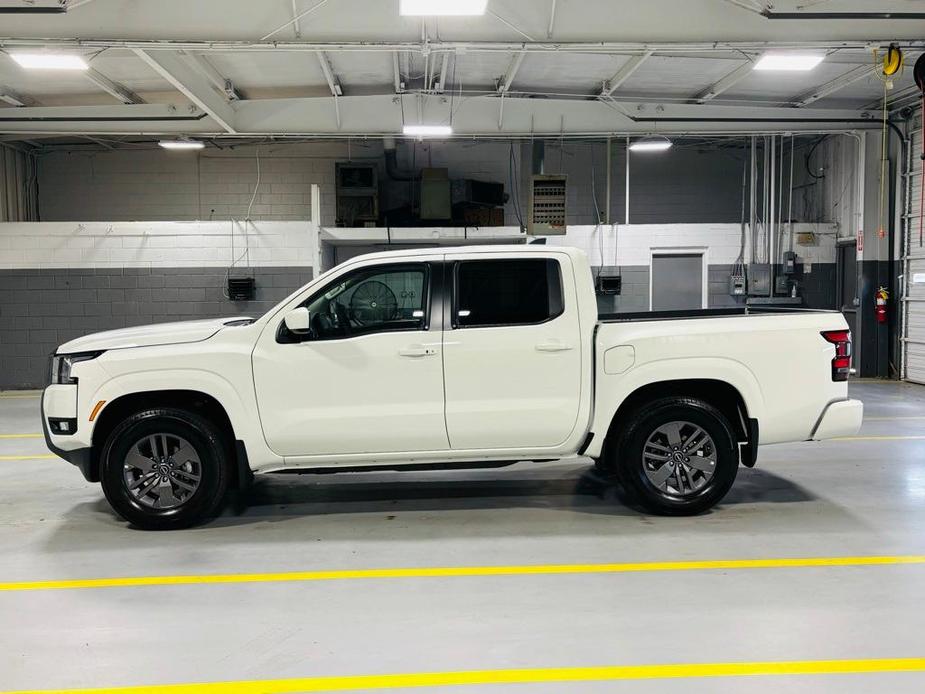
41, 384, 97, 482
810, 399, 864, 441
41, 411, 97, 482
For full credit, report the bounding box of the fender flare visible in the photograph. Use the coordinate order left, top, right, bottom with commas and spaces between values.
587, 357, 765, 458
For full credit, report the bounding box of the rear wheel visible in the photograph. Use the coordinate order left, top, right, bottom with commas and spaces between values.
100, 407, 229, 530
610, 397, 738, 515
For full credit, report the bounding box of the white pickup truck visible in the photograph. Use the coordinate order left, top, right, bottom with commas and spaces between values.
42, 246, 862, 529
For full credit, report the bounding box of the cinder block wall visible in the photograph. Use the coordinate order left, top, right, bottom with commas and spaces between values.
0, 221, 315, 388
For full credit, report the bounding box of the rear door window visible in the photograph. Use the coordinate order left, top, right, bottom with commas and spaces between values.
454, 258, 564, 328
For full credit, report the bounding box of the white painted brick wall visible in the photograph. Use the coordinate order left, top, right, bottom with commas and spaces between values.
0, 221, 318, 270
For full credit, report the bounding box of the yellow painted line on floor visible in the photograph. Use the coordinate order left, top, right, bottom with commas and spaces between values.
0, 433, 42, 439
0, 393, 40, 399
833, 435, 925, 441
0, 454, 57, 461
3, 658, 925, 693
2, 555, 924, 593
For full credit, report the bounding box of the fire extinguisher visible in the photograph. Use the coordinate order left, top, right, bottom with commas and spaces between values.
875, 287, 889, 324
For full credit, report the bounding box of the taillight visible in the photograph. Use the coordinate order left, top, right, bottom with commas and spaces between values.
821, 330, 851, 382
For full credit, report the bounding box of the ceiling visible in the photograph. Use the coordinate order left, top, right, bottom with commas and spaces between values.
0, 0, 922, 144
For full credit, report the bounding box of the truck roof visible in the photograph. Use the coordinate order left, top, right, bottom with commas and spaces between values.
342, 244, 588, 265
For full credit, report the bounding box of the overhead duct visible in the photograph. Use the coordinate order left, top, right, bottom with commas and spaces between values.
382, 136, 420, 181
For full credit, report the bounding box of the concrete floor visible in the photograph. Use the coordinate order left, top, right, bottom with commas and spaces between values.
1, 381, 925, 692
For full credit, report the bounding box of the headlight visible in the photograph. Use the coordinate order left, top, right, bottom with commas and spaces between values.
49, 351, 103, 385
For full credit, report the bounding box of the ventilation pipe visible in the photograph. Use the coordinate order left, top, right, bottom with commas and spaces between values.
531, 140, 545, 175
382, 136, 420, 181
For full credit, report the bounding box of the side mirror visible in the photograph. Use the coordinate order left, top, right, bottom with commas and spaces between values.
283, 307, 311, 334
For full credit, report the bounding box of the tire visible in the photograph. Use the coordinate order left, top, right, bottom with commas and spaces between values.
610, 397, 738, 516
100, 407, 229, 530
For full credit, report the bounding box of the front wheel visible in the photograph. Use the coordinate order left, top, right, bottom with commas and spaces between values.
611, 397, 738, 516
100, 407, 229, 530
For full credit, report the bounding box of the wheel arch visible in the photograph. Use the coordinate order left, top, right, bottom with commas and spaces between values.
602, 378, 758, 467
88, 389, 251, 488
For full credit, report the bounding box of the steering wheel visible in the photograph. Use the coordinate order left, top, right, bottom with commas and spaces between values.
332, 301, 352, 335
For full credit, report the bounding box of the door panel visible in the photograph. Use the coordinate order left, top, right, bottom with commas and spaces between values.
252, 261, 448, 458
651, 253, 704, 311
442, 254, 582, 450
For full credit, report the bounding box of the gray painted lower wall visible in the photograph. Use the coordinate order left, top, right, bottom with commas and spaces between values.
591, 263, 837, 315
0, 266, 313, 389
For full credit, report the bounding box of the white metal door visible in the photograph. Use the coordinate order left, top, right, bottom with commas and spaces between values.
442, 252, 582, 450
903, 113, 925, 384
252, 261, 449, 457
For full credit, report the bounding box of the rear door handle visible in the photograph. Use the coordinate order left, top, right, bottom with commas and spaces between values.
535, 340, 573, 352
399, 344, 438, 358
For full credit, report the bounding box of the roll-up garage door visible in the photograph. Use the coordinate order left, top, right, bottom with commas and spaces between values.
903, 112, 925, 384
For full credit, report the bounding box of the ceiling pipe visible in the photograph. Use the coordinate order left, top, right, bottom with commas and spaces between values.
1, 37, 920, 53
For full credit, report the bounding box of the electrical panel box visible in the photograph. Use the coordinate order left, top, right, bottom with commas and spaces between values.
596, 274, 622, 295
747, 264, 770, 296
420, 168, 451, 220
528, 174, 567, 235
729, 275, 746, 296
335, 163, 379, 226
775, 275, 791, 295
782, 251, 797, 275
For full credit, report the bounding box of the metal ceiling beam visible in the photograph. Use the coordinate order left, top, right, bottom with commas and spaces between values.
317, 51, 342, 128
497, 51, 526, 94
3, 36, 921, 53
392, 52, 403, 93
317, 52, 343, 97
790, 65, 874, 107
259, 0, 331, 41
486, 10, 535, 42
547, 0, 558, 38
600, 51, 653, 97
84, 68, 145, 105
436, 52, 450, 93
0, 97, 882, 139
692, 59, 755, 103
290, 0, 302, 39
186, 53, 242, 101
132, 49, 237, 133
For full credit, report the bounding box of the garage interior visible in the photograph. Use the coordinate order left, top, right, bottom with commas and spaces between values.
1, 0, 925, 691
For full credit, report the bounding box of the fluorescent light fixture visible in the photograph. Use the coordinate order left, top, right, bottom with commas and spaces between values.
403, 124, 453, 137
0, 94, 26, 107
400, 0, 487, 16
10, 53, 89, 70
158, 138, 205, 150
628, 136, 672, 152
753, 52, 825, 71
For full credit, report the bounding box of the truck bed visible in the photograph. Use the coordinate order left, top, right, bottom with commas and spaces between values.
598, 307, 839, 323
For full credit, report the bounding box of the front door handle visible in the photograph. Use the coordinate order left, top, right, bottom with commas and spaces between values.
399, 344, 439, 358
535, 340, 573, 353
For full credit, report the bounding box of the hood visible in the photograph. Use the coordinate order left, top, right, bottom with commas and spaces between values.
56, 317, 253, 354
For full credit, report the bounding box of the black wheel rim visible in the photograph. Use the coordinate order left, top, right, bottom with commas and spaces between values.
122, 433, 203, 510
642, 420, 717, 498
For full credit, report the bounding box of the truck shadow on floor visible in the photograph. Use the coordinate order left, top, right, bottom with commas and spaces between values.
207, 464, 817, 525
